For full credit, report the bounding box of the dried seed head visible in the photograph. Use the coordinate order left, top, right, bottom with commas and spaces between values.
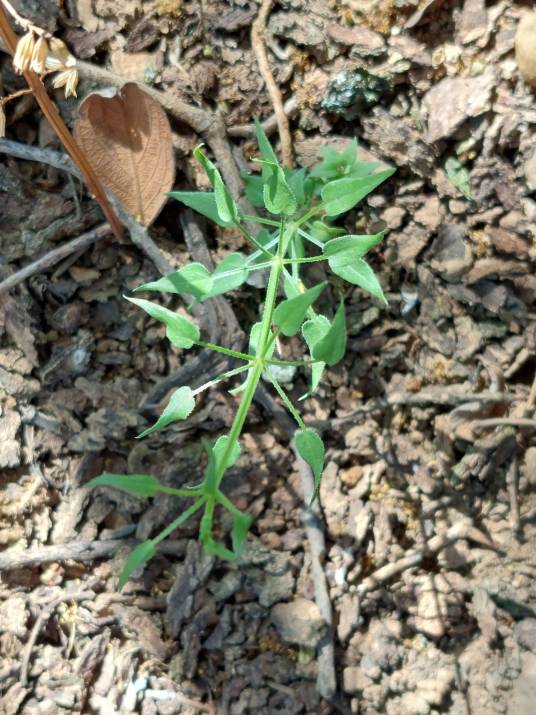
13, 31, 35, 73
52, 68, 79, 98
30, 36, 49, 74
0, 103, 6, 138
48, 37, 76, 68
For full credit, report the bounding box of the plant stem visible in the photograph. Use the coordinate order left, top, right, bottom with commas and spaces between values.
267, 371, 306, 430
213, 221, 286, 489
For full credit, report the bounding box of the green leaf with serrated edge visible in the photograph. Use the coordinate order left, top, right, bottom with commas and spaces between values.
273, 282, 327, 337
203, 253, 248, 300
231, 508, 252, 555
126, 297, 199, 349
311, 300, 346, 366
138, 386, 195, 439
212, 435, 241, 472
294, 429, 325, 500
258, 160, 297, 216
118, 540, 155, 590
136, 263, 213, 299
301, 314, 330, 396
168, 191, 233, 228
285, 167, 307, 207
308, 221, 346, 243
86, 473, 162, 498
194, 146, 239, 224
321, 168, 395, 217
254, 117, 278, 165
324, 232, 384, 262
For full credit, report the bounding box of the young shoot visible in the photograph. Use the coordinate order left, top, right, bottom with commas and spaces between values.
87, 124, 395, 587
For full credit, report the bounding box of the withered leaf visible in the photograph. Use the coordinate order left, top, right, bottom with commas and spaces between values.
74, 83, 174, 226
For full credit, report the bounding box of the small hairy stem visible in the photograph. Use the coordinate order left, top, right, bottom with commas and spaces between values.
267, 372, 306, 430
196, 341, 256, 363
213, 224, 287, 490
192, 364, 252, 397
152, 498, 206, 545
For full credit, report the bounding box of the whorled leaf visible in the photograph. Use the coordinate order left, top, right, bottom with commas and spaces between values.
138, 386, 196, 439
126, 296, 199, 348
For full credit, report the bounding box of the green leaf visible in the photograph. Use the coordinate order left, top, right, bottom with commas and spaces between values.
301, 314, 330, 396
204, 253, 248, 299
138, 386, 196, 438
259, 159, 297, 216
242, 172, 265, 207
294, 429, 325, 499
254, 117, 278, 165
321, 168, 395, 217
308, 221, 346, 243
324, 232, 384, 261
330, 257, 386, 303
249, 322, 276, 361
445, 157, 472, 199
126, 296, 199, 349
311, 300, 346, 366
212, 435, 241, 472
273, 282, 327, 336
86, 472, 162, 497
285, 167, 308, 207
118, 540, 156, 590
231, 508, 252, 555
168, 191, 233, 228
194, 146, 239, 224
136, 263, 213, 300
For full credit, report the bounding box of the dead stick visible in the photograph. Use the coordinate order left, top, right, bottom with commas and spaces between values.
251, 0, 293, 167
0, 6, 124, 243
357, 522, 496, 596
254, 383, 336, 699
0, 537, 186, 571
0, 223, 111, 293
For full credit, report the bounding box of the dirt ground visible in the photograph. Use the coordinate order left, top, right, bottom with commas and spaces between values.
1, 0, 536, 713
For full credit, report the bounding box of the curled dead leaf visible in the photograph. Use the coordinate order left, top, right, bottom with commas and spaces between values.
74, 83, 175, 226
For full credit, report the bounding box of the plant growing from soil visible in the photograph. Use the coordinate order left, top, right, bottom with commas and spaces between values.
87, 126, 394, 587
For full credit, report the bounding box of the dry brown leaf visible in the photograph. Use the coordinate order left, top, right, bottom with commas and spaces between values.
74, 83, 174, 226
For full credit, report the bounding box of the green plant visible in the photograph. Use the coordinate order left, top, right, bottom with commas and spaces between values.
87, 125, 394, 588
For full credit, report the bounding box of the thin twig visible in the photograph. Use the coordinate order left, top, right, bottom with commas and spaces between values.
0, 5, 124, 242
0, 138, 175, 282
254, 383, 336, 699
251, 0, 293, 167
0, 537, 186, 571
20, 590, 95, 686
472, 417, 536, 429
357, 522, 496, 597
0, 223, 111, 293
506, 455, 520, 534
227, 96, 299, 138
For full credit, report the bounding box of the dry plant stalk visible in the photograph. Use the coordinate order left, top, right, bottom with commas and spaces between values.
0, 0, 124, 243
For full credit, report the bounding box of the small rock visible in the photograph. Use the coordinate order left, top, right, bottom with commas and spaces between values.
400, 692, 430, 715
415, 196, 443, 232
509, 653, 536, 715
0, 596, 27, 637
486, 226, 530, 259
430, 225, 473, 281
514, 619, 536, 652
515, 13, 536, 89
327, 23, 385, 56
360, 654, 382, 680
381, 206, 406, 229
423, 72, 495, 142
524, 151, 536, 191
270, 598, 325, 647
342, 666, 370, 694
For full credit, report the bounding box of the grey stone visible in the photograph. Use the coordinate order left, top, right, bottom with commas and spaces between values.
270, 598, 325, 647
515, 619, 536, 653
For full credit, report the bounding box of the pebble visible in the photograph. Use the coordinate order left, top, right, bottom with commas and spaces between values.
515, 13, 536, 88
270, 598, 325, 647
514, 619, 536, 653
